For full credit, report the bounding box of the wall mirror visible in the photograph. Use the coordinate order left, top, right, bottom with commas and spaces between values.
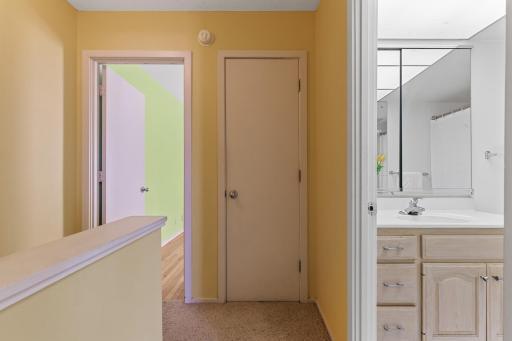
377, 48, 472, 197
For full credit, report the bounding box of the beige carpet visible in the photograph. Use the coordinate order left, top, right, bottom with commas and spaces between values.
162, 301, 330, 341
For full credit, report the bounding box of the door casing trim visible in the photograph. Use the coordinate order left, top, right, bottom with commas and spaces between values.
82, 50, 193, 303
217, 51, 309, 303
347, 0, 378, 339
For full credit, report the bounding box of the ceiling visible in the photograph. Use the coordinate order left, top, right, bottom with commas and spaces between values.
67, 0, 320, 11
379, 0, 506, 39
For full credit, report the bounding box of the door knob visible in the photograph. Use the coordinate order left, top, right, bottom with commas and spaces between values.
229, 190, 239, 199
140, 186, 150, 193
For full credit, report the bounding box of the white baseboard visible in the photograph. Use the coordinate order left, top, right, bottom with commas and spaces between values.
185, 297, 221, 304
312, 299, 334, 341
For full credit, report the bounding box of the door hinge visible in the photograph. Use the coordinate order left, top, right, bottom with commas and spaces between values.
368, 201, 377, 216
298, 169, 302, 183
298, 79, 302, 92
299, 260, 302, 273
97, 171, 104, 183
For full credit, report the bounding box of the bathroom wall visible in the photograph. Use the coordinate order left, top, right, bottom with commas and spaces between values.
471, 18, 506, 214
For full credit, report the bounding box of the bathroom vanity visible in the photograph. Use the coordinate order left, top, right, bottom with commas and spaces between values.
377, 210, 504, 341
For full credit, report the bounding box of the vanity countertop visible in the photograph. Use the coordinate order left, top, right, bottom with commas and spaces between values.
378, 209, 504, 228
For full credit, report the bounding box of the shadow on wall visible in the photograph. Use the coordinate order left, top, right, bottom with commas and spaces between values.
0, 0, 77, 256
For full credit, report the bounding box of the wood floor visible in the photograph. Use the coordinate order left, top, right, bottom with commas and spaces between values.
161, 233, 184, 301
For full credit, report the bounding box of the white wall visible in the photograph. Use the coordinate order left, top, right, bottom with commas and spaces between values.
470, 18, 506, 214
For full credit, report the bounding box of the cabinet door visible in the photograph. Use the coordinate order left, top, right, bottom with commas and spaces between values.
422, 263, 486, 341
487, 264, 503, 341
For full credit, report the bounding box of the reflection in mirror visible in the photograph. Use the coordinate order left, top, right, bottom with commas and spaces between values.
403, 49, 471, 193
377, 48, 472, 196
377, 49, 400, 192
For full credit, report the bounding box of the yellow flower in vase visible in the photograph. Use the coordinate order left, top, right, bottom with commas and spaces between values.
377, 154, 385, 174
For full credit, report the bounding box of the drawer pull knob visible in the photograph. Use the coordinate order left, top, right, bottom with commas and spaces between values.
383, 282, 405, 288
492, 276, 503, 281
382, 246, 404, 251
383, 324, 404, 332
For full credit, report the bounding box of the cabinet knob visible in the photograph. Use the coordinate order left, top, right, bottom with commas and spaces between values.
492, 275, 503, 281
383, 282, 404, 288
480, 275, 489, 282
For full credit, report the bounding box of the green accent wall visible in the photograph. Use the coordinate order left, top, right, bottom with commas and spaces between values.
109, 65, 184, 243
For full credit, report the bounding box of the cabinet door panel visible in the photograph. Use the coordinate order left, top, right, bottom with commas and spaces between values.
423, 263, 486, 341
487, 264, 503, 341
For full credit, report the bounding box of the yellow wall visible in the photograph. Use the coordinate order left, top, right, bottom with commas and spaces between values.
310, 0, 348, 339
76, 11, 316, 299
0, 0, 78, 256
0, 231, 163, 341
1, 4, 347, 338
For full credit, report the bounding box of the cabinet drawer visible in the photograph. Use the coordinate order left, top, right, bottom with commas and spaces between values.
378, 307, 419, 341
422, 235, 503, 260
377, 264, 418, 305
378, 236, 418, 261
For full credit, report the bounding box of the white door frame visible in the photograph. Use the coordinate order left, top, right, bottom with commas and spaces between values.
217, 51, 309, 303
504, 0, 512, 337
347, 0, 378, 340
82, 50, 193, 303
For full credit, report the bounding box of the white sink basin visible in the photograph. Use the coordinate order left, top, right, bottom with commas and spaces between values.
396, 213, 471, 224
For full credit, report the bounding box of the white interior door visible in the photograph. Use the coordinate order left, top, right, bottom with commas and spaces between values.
225, 58, 301, 301
103, 66, 146, 223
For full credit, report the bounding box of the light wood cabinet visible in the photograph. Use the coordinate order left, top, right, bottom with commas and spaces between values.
422, 235, 503, 261
378, 236, 418, 261
487, 264, 503, 341
377, 307, 419, 341
422, 263, 487, 341
377, 231, 503, 341
377, 264, 418, 305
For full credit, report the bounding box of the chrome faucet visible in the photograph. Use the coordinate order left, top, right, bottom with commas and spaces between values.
399, 198, 425, 216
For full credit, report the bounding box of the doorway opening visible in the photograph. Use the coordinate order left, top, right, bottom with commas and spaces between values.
348, 1, 508, 340
82, 51, 192, 303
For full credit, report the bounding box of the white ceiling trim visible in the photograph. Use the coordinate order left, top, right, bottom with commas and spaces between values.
67, 0, 320, 11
